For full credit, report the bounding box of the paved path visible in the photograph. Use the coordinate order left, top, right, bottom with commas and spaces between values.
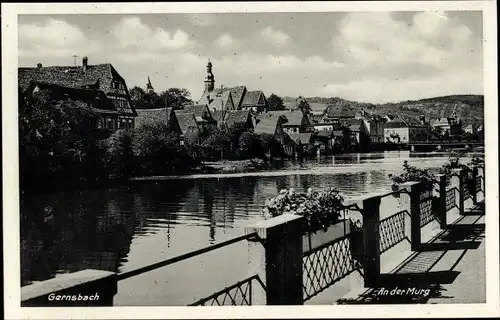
337, 201, 485, 304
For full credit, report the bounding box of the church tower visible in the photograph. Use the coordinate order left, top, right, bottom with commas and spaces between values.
204, 59, 215, 92
146, 76, 154, 94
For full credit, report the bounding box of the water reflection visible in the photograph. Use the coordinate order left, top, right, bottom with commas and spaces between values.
20, 152, 476, 291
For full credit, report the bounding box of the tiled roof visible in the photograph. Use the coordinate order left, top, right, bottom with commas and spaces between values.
27, 81, 119, 114
212, 110, 225, 123
212, 109, 252, 128
20, 64, 112, 94
265, 110, 307, 127
289, 133, 313, 144
227, 86, 247, 108
224, 110, 252, 127
181, 104, 216, 123
213, 88, 235, 110
174, 111, 199, 135
18, 63, 136, 116
241, 90, 266, 107
135, 107, 173, 127
385, 116, 424, 128
325, 103, 356, 118
254, 116, 279, 135
198, 88, 235, 111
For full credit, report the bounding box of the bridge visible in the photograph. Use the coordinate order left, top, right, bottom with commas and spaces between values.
407, 140, 484, 152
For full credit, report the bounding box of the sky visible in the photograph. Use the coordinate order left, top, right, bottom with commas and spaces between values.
18, 11, 483, 103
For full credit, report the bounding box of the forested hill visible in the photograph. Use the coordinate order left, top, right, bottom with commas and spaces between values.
282, 95, 484, 124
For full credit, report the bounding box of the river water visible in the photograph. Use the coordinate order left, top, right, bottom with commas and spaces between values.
20, 151, 480, 305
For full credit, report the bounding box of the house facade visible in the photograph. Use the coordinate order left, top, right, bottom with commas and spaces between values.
308, 114, 339, 132
431, 117, 462, 136
174, 111, 201, 145
355, 110, 385, 145
384, 117, 430, 144
254, 113, 297, 157
18, 57, 137, 131
339, 118, 370, 151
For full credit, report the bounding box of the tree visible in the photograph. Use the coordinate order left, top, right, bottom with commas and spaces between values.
159, 88, 192, 110
129, 86, 163, 109
267, 93, 285, 111
103, 129, 133, 180
19, 90, 105, 190
238, 131, 264, 160
132, 122, 198, 174
297, 96, 311, 114
198, 127, 232, 160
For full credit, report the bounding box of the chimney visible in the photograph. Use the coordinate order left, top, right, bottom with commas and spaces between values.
37, 63, 42, 68
82, 56, 88, 72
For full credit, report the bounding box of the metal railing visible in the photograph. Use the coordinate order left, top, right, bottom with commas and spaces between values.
476, 177, 482, 193
380, 210, 407, 253
302, 232, 359, 302
189, 275, 265, 306
420, 195, 435, 227
446, 187, 457, 212
464, 181, 471, 199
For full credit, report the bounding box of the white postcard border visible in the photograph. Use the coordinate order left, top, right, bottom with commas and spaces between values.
2, 1, 499, 319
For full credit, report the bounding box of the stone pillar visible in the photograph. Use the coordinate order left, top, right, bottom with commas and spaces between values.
400, 182, 422, 251
21, 269, 117, 306
361, 195, 381, 288
436, 174, 447, 228
245, 214, 304, 305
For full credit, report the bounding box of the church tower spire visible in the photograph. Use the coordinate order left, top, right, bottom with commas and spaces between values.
146, 76, 154, 94
204, 59, 215, 92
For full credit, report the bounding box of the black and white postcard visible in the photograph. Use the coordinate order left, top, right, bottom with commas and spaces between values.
2, 1, 498, 319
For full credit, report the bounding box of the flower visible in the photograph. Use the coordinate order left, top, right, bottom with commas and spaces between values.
263, 187, 345, 233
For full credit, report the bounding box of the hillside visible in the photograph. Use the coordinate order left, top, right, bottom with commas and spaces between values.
282, 95, 484, 124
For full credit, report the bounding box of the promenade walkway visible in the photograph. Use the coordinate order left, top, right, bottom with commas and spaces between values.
337, 201, 485, 304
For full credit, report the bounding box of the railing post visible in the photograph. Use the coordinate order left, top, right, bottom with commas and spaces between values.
361, 195, 381, 288
436, 174, 447, 229
471, 165, 478, 204
245, 214, 304, 305
455, 168, 465, 215
400, 182, 422, 251
21, 269, 117, 306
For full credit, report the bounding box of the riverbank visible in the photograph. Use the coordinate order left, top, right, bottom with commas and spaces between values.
201, 158, 267, 173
